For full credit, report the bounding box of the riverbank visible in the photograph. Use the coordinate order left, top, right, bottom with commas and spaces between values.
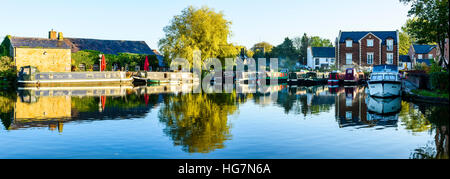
402, 80, 449, 104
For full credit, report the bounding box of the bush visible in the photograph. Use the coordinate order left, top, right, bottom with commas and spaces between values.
0, 56, 16, 82
429, 71, 449, 91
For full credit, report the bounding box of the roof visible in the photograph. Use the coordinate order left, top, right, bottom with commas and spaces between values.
416, 59, 431, 66
311, 47, 335, 58
399, 55, 411, 62
64, 38, 155, 55
412, 44, 436, 54
9, 36, 71, 49
339, 31, 398, 45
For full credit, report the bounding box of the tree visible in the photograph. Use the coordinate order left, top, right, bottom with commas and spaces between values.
399, 26, 413, 55
298, 33, 310, 65
400, 0, 449, 68
158, 6, 238, 65
270, 37, 299, 70
309, 36, 333, 47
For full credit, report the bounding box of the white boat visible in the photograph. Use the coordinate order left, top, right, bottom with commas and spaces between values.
367, 65, 401, 98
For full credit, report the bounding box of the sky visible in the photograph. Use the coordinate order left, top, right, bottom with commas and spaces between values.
0, 0, 412, 50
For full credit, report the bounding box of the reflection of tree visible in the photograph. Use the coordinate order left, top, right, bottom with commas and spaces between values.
0, 90, 16, 130
399, 101, 431, 132
158, 92, 238, 153
408, 103, 449, 159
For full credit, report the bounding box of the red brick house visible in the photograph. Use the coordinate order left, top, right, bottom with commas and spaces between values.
408, 44, 437, 67
335, 31, 399, 71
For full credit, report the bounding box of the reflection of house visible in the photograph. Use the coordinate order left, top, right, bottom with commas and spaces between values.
335, 31, 399, 71
408, 44, 437, 67
335, 87, 368, 128
307, 47, 336, 69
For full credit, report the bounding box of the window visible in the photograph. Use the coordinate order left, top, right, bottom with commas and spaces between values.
428, 54, 433, 59
387, 53, 394, 64
387, 39, 393, 51
346, 53, 352, 65
315, 58, 319, 65
418, 54, 423, 59
346, 40, 352, 47
367, 53, 374, 64
330, 58, 335, 64
367, 39, 374, 47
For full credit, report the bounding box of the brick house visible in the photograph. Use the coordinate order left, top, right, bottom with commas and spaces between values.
407, 44, 437, 67
335, 31, 399, 71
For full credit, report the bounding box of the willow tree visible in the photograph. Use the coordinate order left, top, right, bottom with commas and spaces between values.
158, 6, 238, 65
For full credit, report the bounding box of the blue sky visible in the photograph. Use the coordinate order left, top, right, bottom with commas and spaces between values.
1, 0, 411, 50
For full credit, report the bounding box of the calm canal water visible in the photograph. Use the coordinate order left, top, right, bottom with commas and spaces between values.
0, 84, 448, 159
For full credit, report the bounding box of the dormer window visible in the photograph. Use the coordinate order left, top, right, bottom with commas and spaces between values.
367, 39, 374, 47
346, 40, 352, 47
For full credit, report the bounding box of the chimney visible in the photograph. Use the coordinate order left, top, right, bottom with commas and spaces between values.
49, 29, 57, 40
58, 32, 64, 41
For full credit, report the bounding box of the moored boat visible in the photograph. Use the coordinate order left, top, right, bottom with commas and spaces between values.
328, 71, 342, 87
18, 66, 134, 87
367, 65, 401, 98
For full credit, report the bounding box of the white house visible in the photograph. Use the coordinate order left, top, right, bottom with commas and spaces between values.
307, 47, 336, 69
398, 55, 412, 70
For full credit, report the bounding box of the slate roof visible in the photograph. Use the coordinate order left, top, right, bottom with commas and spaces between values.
412, 44, 436, 54
311, 47, 335, 58
399, 55, 411, 63
339, 31, 398, 45
64, 38, 155, 55
9, 36, 71, 49
416, 59, 431, 66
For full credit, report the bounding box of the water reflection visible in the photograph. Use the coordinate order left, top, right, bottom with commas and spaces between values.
0, 84, 448, 158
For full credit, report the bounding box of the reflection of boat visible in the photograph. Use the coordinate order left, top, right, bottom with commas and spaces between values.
366, 96, 401, 127
367, 65, 401, 98
366, 96, 401, 114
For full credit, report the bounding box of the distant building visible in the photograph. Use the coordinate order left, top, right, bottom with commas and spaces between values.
335, 31, 399, 72
408, 44, 437, 67
306, 47, 335, 70
398, 55, 412, 70
5, 30, 160, 72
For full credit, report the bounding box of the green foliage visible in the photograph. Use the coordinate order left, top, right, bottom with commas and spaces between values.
0, 56, 16, 81
400, 0, 449, 68
412, 89, 449, 99
71, 50, 101, 71
309, 36, 333, 47
0, 36, 11, 57
399, 31, 412, 55
429, 71, 449, 91
158, 6, 238, 65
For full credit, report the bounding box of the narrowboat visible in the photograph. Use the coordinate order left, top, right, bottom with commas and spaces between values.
344, 68, 359, 84
367, 65, 401, 98
328, 71, 342, 87
17, 66, 134, 87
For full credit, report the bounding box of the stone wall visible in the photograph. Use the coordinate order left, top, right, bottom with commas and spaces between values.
14, 48, 71, 72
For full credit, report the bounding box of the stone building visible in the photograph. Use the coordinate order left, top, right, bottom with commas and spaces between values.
8, 30, 72, 72
3, 30, 163, 73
